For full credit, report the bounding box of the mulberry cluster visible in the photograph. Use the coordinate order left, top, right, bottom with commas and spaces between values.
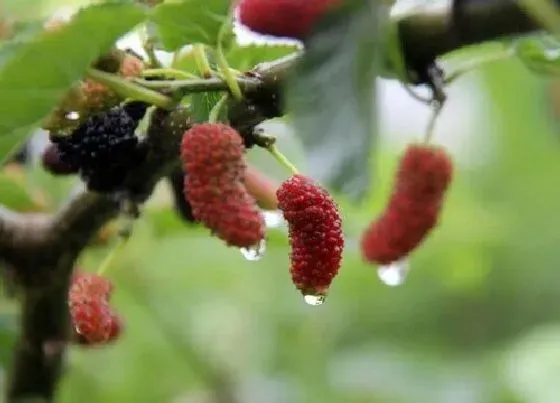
51, 102, 148, 192
68, 272, 122, 345
277, 174, 344, 298
238, 0, 341, 40
360, 144, 454, 265
181, 123, 265, 248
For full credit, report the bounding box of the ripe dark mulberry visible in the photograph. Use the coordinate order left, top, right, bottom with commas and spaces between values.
41, 143, 79, 175
238, 0, 341, 40
277, 174, 344, 298
360, 144, 453, 265
52, 104, 147, 193
169, 167, 196, 223
181, 124, 265, 248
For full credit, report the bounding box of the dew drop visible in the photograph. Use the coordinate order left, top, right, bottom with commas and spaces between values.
377, 259, 410, 287
303, 294, 326, 306
240, 238, 266, 261
65, 111, 80, 120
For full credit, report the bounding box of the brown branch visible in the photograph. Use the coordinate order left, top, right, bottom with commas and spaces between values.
2, 106, 188, 402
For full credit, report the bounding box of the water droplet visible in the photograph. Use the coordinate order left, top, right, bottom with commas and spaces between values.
65, 111, 80, 120
303, 294, 326, 306
377, 259, 410, 287
240, 238, 266, 261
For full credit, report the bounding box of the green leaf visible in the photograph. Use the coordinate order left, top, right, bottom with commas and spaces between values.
515, 36, 560, 75
0, 3, 146, 162
0, 171, 40, 212
226, 43, 301, 72
191, 91, 227, 123
150, 0, 233, 50
285, 0, 386, 200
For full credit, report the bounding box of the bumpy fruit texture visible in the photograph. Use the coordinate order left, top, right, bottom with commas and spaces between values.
238, 0, 341, 39
181, 124, 265, 248
277, 174, 344, 297
41, 143, 79, 175
52, 104, 147, 193
68, 272, 122, 345
360, 144, 453, 265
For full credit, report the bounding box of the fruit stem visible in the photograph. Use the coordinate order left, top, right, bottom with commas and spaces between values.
267, 144, 299, 175
86, 68, 174, 109
208, 94, 229, 123
97, 237, 128, 276
193, 44, 213, 78
424, 101, 444, 143
215, 12, 243, 101
141, 68, 199, 80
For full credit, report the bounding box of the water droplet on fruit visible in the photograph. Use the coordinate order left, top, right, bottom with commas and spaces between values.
303, 294, 325, 306
240, 238, 266, 261
66, 111, 80, 120
377, 259, 410, 287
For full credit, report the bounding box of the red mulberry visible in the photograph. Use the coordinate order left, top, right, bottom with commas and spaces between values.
181, 124, 265, 248
360, 144, 453, 265
68, 271, 122, 346
238, 0, 341, 40
277, 174, 344, 300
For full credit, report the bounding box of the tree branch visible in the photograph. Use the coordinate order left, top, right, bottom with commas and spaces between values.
0, 1, 553, 401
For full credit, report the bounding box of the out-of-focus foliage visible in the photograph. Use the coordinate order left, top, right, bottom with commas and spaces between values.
1, 1, 560, 402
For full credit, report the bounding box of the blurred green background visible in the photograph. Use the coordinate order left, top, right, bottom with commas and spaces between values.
3, 1, 560, 403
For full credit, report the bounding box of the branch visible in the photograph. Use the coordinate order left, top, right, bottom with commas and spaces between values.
3, 107, 187, 402
0, 1, 552, 400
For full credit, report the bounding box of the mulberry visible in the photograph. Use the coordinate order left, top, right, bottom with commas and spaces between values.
68, 272, 122, 345
181, 124, 265, 248
41, 143, 79, 175
360, 144, 453, 265
52, 103, 147, 193
277, 174, 344, 299
238, 0, 341, 40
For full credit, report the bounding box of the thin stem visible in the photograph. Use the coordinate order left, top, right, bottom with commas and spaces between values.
424, 101, 445, 143
216, 12, 243, 101
193, 44, 213, 78
400, 82, 432, 104
97, 237, 128, 276
444, 48, 514, 84
208, 94, 229, 123
267, 145, 299, 175
133, 75, 260, 94
86, 69, 174, 109
141, 68, 199, 80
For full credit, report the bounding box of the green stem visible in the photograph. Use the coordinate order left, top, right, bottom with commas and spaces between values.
216, 12, 243, 101
141, 68, 199, 80
193, 44, 213, 78
208, 94, 229, 123
133, 75, 260, 94
97, 237, 128, 276
267, 145, 299, 175
424, 101, 444, 143
86, 69, 174, 109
